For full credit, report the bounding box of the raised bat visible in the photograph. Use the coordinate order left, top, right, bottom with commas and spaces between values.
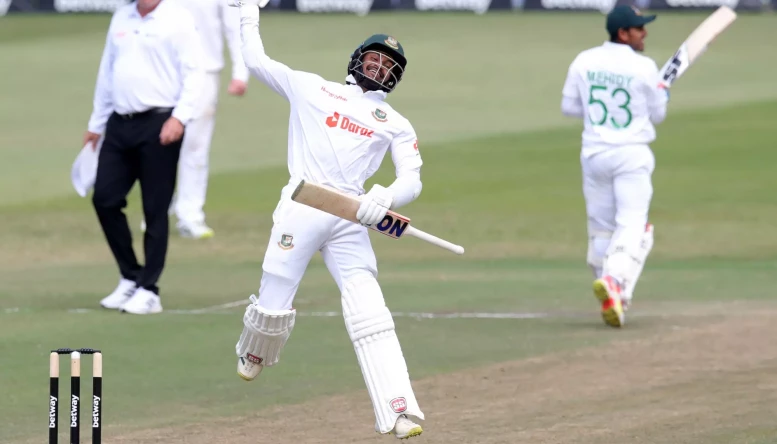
658, 6, 737, 89
291, 180, 465, 255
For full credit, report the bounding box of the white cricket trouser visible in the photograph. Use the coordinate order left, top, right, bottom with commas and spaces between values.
257, 182, 378, 310
253, 182, 424, 432
582, 144, 655, 279
173, 72, 221, 225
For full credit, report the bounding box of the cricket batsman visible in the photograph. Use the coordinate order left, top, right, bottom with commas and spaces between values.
560, 5, 670, 328
228, 0, 425, 439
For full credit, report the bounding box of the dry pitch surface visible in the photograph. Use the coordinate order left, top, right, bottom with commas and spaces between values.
103, 302, 777, 444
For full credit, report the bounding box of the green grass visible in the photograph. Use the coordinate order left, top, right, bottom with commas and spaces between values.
1, 11, 776, 444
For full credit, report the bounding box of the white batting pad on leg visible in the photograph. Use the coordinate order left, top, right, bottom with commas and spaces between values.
341, 274, 424, 434
235, 295, 296, 366
587, 230, 613, 279
604, 224, 654, 303
622, 224, 654, 303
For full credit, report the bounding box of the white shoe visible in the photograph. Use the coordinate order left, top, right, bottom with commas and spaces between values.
177, 221, 215, 239
237, 353, 264, 381
120, 288, 163, 314
391, 415, 423, 439
99, 278, 137, 310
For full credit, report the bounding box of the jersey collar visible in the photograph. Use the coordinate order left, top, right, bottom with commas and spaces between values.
344, 74, 388, 99
602, 41, 635, 53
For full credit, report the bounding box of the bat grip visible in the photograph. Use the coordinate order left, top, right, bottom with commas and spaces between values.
405, 226, 465, 255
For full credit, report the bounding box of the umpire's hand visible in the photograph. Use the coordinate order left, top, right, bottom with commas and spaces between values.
160, 117, 184, 145
83, 131, 101, 151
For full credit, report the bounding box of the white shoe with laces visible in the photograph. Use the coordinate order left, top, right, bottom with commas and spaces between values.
99, 278, 137, 310
390, 415, 423, 439
120, 288, 163, 315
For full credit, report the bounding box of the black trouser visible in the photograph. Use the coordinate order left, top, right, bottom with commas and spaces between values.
92, 108, 182, 296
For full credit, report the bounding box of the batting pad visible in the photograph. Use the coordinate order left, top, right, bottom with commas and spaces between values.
603, 225, 654, 299
342, 274, 424, 434
235, 295, 296, 367
587, 229, 613, 276
622, 224, 654, 301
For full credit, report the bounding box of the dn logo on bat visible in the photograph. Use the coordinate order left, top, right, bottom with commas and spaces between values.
662, 50, 683, 83
374, 213, 410, 239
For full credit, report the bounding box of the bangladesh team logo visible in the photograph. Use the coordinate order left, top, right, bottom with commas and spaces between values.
384, 36, 399, 49
372, 108, 388, 122
278, 233, 294, 250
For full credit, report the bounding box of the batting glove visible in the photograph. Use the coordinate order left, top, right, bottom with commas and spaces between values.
357, 184, 394, 227
658, 83, 670, 101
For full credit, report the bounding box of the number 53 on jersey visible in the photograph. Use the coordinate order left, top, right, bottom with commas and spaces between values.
588, 85, 632, 129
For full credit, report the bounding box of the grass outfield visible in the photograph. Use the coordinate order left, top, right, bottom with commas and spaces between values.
2, 11, 777, 444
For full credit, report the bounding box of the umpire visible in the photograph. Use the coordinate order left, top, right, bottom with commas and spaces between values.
82, 0, 205, 315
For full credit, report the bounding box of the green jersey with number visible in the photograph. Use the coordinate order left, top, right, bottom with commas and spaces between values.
562, 41, 668, 155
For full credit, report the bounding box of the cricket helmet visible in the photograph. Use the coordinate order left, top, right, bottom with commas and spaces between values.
347, 34, 407, 93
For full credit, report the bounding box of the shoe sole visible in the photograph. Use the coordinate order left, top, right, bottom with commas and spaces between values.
100, 296, 132, 310
237, 371, 256, 382
179, 231, 215, 239
593, 279, 624, 328
394, 426, 423, 440
120, 307, 163, 315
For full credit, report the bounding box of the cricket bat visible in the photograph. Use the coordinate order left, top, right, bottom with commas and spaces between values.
658, 6, 737, 89
291, 180, 465, 255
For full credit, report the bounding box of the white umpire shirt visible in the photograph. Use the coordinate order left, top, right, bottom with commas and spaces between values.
173, 0, 250, 82
87, 0, 204, 135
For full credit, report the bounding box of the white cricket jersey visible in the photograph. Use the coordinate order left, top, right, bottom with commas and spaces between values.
238, 7, 422, 196
562, 41, 668, 157
87, 0, 205, 134
171, 0, 249, 81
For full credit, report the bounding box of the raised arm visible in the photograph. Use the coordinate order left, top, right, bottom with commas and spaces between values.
236, 3, 309, 100
646, 61, 669, 124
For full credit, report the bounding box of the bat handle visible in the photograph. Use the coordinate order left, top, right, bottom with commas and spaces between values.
405, 226, 465, 255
